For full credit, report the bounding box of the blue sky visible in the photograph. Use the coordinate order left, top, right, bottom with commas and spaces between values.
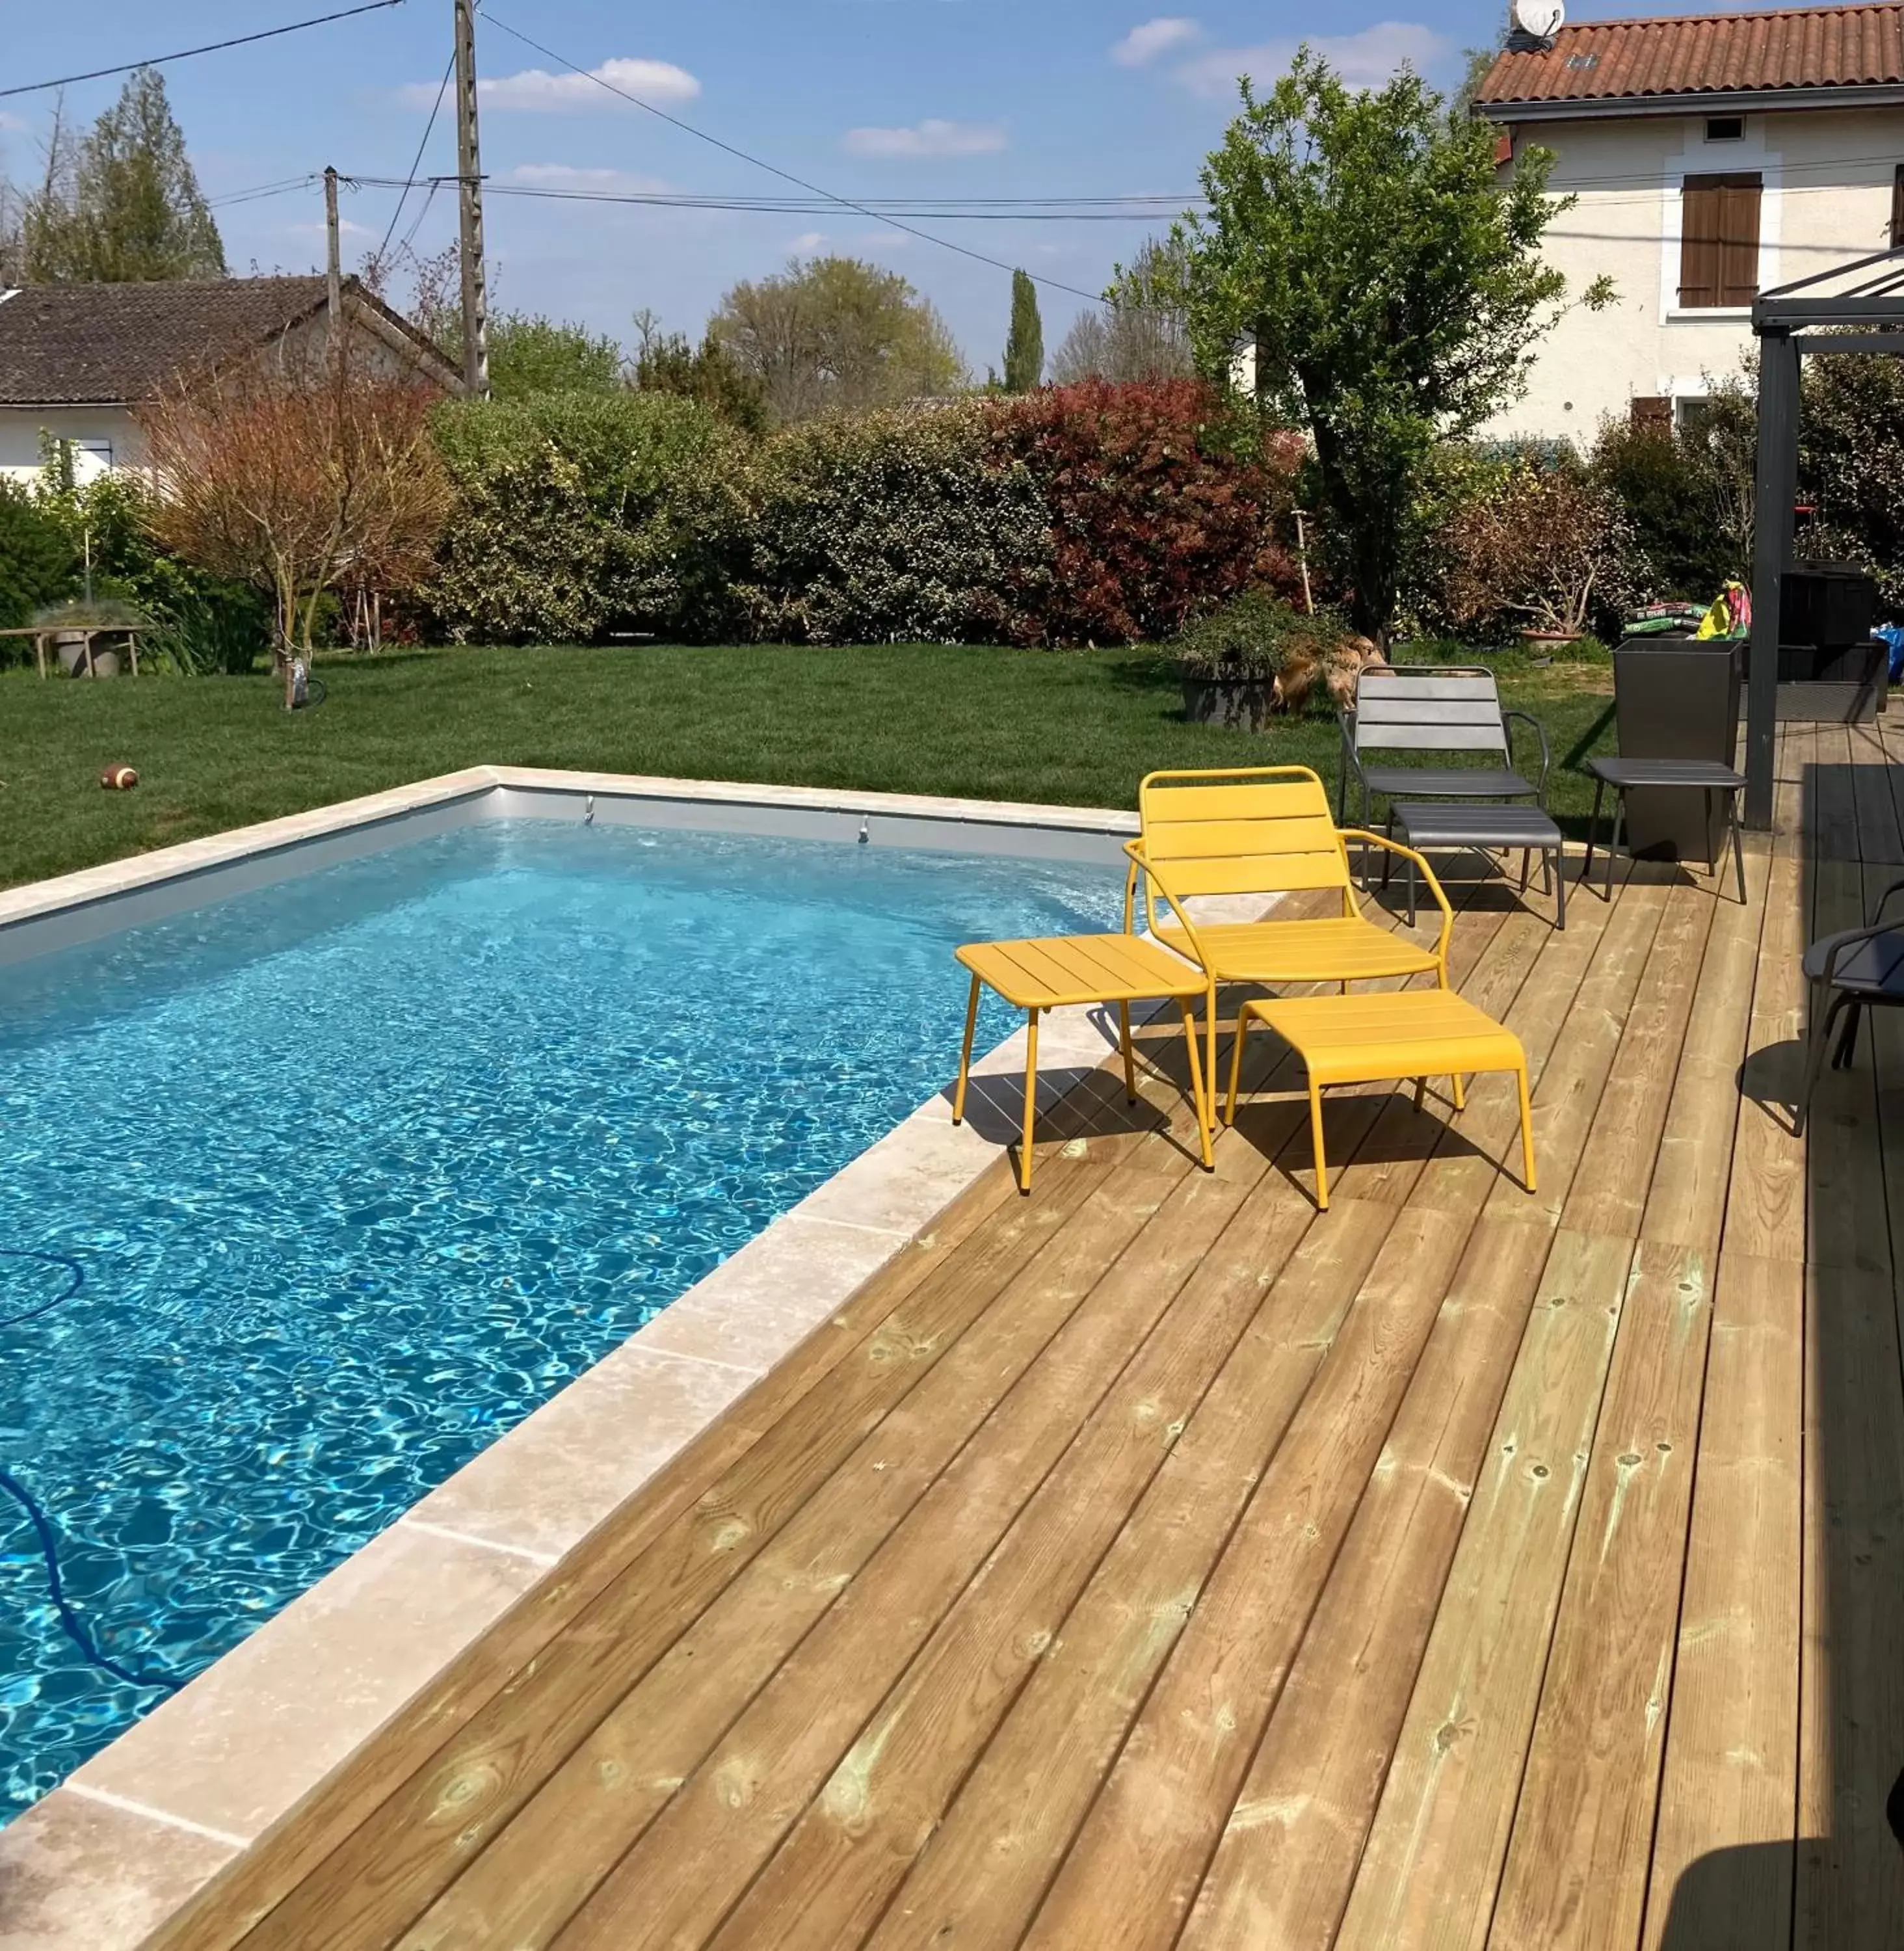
0, 0, 1704, 367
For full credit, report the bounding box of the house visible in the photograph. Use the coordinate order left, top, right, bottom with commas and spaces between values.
0, 274, 462, 483
1474, 1, 1904, 438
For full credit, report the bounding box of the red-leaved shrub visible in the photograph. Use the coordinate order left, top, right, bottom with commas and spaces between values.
990, 378, 1305, 645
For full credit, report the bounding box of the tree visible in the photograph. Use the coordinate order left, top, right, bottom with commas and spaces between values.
0, 479, 75, 630
1169, 52, 1605, 639
631, 312, 769, 434
1051, 238, 1195, 385
709, 256, 966, 423
23, 70, 224, 282
137, 352, 451, 678
484, 313, 624, 398
1003, 269, 1043, 392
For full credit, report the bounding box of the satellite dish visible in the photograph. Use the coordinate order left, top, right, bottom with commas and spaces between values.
1512, 0, 1565, 40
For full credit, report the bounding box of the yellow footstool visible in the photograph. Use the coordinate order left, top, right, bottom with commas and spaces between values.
1223, 989, 1535, 1211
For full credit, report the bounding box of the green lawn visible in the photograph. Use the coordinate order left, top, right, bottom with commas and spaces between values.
0, 641, 1618, 891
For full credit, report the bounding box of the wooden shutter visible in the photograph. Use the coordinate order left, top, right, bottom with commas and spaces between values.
1892, 164, 1904, 248
1680, 172, 1760, 308
1630, 395, 1671, 432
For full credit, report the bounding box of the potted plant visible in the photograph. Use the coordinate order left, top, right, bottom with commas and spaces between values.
1174, 591, 1359, 729
1438, 461, 1643, 651
31, 596, 146, 678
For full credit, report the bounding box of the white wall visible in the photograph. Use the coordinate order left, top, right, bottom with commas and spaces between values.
1487, 105, 1899, 442
0, 406, 135, 484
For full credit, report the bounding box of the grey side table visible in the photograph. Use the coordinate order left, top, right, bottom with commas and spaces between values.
1582, 758, 1749, 904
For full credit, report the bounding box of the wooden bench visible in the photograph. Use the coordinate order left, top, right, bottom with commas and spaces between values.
0, 624, 146, 678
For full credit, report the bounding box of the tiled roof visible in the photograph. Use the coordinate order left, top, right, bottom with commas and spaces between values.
1476, 2, 1904, 109
0, 276, 332, 405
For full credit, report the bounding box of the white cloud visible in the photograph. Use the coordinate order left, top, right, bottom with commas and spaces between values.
787, 231, 826, 253
505, 163, 672, 193
399, 57, 700, 113
1176, 21, 1449, 95
841, 118, 1007, 159
1112, 18, 1202, 67
0, 110, 27, 133
289, 217, 375, 239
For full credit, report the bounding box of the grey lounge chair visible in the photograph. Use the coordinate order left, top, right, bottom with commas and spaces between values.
1339, 665, 1563, 925
1338, 665, 1549, 827
1797, 876, 1904, 1134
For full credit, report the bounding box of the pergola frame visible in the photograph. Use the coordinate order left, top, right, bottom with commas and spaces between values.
1747, 245, 1904, 827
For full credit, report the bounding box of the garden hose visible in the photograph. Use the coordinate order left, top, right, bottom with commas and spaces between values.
0, 1248, 183, 1695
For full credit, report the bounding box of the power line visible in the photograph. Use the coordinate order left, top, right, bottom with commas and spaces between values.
205, 172, 320, 209
0, 0, 407, 101
476, 8, 1117, 306
346, 173, 1200, 220
377, 50, 455, 263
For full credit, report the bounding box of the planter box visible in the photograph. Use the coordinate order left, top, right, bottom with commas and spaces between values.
1613, 640, 1741, 864
1180, 674, 1277, 732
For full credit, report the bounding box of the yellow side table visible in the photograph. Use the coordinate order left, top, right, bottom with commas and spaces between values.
953, 935, 1214, 1193
1224, 989, 1535, 1211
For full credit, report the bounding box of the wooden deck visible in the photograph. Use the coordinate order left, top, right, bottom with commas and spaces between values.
148, 722, 1904, 1951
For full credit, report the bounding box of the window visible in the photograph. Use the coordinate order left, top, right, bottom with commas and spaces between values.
1892, 164, 1904, 248
1704, 115, 1745, 141
1678, 172, 1762, 308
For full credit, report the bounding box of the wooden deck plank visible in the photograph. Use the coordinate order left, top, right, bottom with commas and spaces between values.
1016, 1205, 1476, 1951
1637, 751, 1812, 1951
1488, 1236, 1714, 1951
1327, 1225, 1642, 1951
1641, 1251, 1803, 1951
1181, 865, 1742, 1951
559, 1193, 1388, 1951
1847, 723, 1904, 868
858, 1202, 1401, 1951
1172, 1210, 1555, 1951
1793, 825, 1904, 1948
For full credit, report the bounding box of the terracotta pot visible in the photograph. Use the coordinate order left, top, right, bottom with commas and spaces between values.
1180, 673, 1278, 732
1518, 628, 1584, 650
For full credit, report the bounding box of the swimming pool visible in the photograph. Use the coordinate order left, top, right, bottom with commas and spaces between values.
0, 818, 1120, 1821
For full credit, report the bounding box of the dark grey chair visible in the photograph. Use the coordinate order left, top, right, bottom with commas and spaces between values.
1340, 665, 1563, 925
1797, 876, 1904, 1133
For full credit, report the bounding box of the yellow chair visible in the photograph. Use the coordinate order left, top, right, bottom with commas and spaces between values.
1126, 765, 1454, 1084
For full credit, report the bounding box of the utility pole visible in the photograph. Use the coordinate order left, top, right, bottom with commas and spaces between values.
453, 0, 490, 398
323, 165, 343, 372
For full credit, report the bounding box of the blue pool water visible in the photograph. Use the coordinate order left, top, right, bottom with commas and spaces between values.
0, 819, 1119, 1819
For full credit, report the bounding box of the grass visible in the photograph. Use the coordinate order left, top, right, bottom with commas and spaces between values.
0, 640, 1617, 891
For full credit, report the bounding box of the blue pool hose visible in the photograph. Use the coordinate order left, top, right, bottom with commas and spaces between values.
0, 1249, 181, 1695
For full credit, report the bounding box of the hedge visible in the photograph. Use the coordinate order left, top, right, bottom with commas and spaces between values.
421, 380, 1305, 647
428, 392, 746, 643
